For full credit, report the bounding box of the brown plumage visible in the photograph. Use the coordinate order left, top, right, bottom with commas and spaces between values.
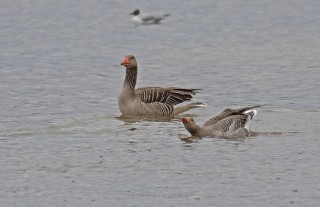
118, 55, 206, 117
182, 106, 260, 138
202, 105, 260, 127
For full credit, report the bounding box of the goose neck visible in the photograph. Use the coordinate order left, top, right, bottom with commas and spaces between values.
188, 124, 201, 136
124, 67, 137, 90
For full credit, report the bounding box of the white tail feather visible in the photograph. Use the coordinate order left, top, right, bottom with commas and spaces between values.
173, 102, 207, 115
244, 110, 257, 131
188, 102, 208, 108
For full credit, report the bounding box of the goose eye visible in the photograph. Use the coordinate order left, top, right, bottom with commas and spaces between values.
190, 119, 194, 121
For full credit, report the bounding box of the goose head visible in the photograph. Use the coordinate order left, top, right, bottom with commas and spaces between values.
182, 117, 200, 135
120, 55, 137, 69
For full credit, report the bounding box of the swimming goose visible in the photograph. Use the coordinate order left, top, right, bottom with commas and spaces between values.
118, 55, 206, 117
182, 105, 260, 138
130, 9, 170, 27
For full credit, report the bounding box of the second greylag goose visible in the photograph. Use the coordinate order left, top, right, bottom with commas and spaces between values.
182, 105, 260, 138
119, 55, 206, 117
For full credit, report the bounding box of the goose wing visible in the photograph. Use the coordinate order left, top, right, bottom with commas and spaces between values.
211, 115, 247, 132
135, 87, 199, 106
203, 105, 260, 127
224, 128, 250, 139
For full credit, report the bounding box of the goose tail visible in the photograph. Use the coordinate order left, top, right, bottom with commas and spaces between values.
173, 102, 207, 115
243, 110, 257, 131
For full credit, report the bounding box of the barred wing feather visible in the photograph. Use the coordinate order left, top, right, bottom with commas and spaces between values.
203, 105, 260, 127
211, 115, 247, 132
136, 87, 199, 106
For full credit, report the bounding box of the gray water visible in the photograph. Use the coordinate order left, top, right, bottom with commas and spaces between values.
1, 0, 320, 206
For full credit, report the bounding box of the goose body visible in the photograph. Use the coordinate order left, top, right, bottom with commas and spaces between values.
118, 55, 205, 117
182, 105, 260, 138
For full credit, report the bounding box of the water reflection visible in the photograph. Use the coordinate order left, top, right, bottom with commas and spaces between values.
180, 136, 202, 143
115, 115, 174, 123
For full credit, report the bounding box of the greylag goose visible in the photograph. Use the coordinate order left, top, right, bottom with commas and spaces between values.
119, 55, 206, 117
130, 9, 170, 27
182, 105, 260, 138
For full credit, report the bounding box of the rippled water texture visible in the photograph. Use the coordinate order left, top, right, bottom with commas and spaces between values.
1, 0, 319, 206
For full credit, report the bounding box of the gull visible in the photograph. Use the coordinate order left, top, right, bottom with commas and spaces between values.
130, 9, 170, 27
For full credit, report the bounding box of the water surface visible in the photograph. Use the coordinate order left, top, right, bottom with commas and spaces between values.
1, 0, 320, 206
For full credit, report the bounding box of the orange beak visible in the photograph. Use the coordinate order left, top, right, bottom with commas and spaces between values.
182, 117, 189, 124
120, 57, 129, 66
